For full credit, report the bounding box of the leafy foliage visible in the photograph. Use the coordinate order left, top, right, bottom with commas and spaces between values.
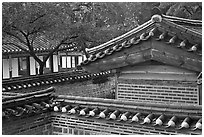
2, 2, 202, 75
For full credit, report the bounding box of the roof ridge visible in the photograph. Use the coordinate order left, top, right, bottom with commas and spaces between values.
86, 19, 155, 54
56, 95, 202, 111
2, 87, 55, 103
163, 14, 202, 26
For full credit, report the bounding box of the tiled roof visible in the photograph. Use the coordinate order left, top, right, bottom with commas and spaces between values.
2, 70, 112, 92
80, 14, 202, 72
52, 95, 202, 132
2, 36, 77, 54
2, 87, 55, 118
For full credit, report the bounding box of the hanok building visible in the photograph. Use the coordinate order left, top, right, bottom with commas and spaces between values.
2, 36, 85, 79
2, 12, 202, 135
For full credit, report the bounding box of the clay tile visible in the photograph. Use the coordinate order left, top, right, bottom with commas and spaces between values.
141, 113, 154, 124
179, 117, 191, 129
166, 116, 177, 128
41, 102, 50, 108
109, 110, 120, 120
15, 107, 25, 116
89, 107, 100, 117
24, 104, 35, 112
6, 108, 16, 115
7, 87, 11, 90
99, 108, 110, 118
188, 44, 198, 52
13, 86, 17, 89
131, 112, 141, 122
154, 114, 165, 126
140, 33, 146, 40
79, 107, 90, 116
156, 32, 167, 41
32, 103, 43, 110
120, 111, 131, 121
167, 35, 177, 44
151, 14, 162, 23
69, 106, 80, 114
195, 119, 202, 130
149, 27, 157, 36
53, 104, 61, 112
177, 40, 187, 48
121, 41, 127, 47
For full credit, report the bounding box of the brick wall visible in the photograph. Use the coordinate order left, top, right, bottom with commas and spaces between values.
117, 79, 198, 104
53, 76, 116, 98
2, 112, 52, 135
51, 112, 200, 135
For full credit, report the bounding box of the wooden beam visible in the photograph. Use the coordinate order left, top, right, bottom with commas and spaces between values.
83, 49, 152, 72
151, 49, 201, 72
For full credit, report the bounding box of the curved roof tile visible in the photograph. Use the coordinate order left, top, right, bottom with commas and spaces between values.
52, 95, 202, 132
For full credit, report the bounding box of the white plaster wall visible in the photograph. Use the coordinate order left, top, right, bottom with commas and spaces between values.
71, 56, 75, 68
78, 56, 83, 65
12, 58, 19, 77
3, 59, 9, 79
46, 58, 50, 68
62, 56, 66, 68
67, 56, 71, 68
30, 57, 36, 75
53, 55, 58, 72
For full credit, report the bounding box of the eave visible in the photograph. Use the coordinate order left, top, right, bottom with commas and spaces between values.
80, 14, 202, 73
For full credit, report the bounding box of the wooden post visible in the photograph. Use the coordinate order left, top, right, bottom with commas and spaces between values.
58, 52, 60, 71
9, 55, 12, 79
50, 54, 54, 73
26, 56, 30, 76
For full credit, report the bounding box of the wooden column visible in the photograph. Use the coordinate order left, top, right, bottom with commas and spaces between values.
26, 56, 30, 76
9, 55, 12, 79
50, 54, 54, 73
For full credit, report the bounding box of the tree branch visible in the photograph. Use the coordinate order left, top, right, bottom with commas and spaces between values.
3, 30, 27, 45
29, 13, 46, 24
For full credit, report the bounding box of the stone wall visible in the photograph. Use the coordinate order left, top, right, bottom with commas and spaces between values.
2, 112, 52, 135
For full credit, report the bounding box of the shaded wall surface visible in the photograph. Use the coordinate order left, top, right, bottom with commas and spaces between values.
2, 112, 52, 135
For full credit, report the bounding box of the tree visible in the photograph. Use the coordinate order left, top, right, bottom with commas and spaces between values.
2, 2, 78, 75
3, 2, 201, 75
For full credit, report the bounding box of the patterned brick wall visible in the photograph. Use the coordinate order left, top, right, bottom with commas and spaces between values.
2, 112, 52, 135
117, 79, 198, 104
51, 112, 200, 135
53, 76, 116, 98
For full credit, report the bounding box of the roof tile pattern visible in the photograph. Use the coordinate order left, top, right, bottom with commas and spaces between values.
80, 14, 201, 67
52, 95, 202, 132
2, 87, 55, 118
2, 70, 112, 92
2, 36, 77, 54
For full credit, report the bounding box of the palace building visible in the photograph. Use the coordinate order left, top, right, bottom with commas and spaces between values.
2, 36, 85, 79
2, 12, 202, 135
